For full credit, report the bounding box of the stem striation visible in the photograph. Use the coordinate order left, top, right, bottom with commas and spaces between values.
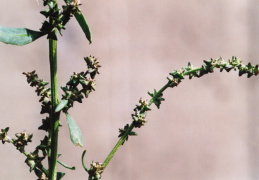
48, 38, 60, 180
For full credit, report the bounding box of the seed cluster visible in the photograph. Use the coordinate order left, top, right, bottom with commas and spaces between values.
40, 0, 81, 39
60, 56, 101, 113
118, 57, 259, 149
87, 162, 104, 180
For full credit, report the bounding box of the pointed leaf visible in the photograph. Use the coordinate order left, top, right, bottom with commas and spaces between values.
55, 99, 68, 112
57, 172, 65, 180
0, 27, 46, 46
34, 167, 44, 178
57, 160, 76, 170
81, 150, 89, 172
64, 0, 72, 3
74, 12, 92, 44
129, 131, 138, 136
66, 113, 83, 147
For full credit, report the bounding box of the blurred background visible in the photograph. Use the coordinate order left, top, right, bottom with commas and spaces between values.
0, 0, 259, 179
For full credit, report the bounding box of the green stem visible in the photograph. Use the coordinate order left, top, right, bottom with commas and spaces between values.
102, 123, 134, 168
102, 58, 258, 172
48, 38, 60, 180
183, 67, 203, 77
148, 82, 170, 106
102, 67, 202, 169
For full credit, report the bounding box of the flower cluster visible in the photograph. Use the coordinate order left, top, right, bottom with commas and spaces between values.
0, 127, 48, 178
87, 162, 104, 180
22, 56, 100, 178
167, 57, 259, 89
23, 71, 51, 112
22, 72, 51, 177
168, 68, 185, 87
119, 57, 259, 145
61, 1, 81, 26
40, 0, 81, 39
12, 132, 33, 153
58, 56, 100, 113
23, 71, 51, 132
118, 99, 150, 145
25, 150, 45, 172
0, 127, 12, 144
132, 98, 151, 128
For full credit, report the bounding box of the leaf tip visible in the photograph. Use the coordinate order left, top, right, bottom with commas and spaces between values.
78, 142, 83, 147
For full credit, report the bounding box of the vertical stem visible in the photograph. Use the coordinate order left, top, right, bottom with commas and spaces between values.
49, 38, 60, 180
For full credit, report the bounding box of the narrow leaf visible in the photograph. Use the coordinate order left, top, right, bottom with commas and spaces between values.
64, 0, 72, 3
57, 160, 76, 170
66, 113, 83, 147
81, 150, 89, 172
74, 12, 92, 44
129, 131, 138, 136
55, 99, 68, 112
57, 172, 65, 180
0, 27, 46, 46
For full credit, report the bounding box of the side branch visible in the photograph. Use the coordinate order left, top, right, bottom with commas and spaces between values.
101, 57, 259, 173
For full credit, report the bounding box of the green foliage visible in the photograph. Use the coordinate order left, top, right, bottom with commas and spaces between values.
0, 0, 258, 179
118, 124, 137, 145
23, 71, 51, 134
148, 89, 165, 109
59, 56, 100, 113
87, 162, 104, 180
10, 55, 259, 180
57, 160, 76, 170
66, 113, 84, 147
132, 98, 151, 128
0, 127, 11, 144
0, 1, 95, 178
74, 12, 92, 44
21, 54, 100, 178
55, 99, 69, 112
13, 132, 33, 153
0, 0, 92, 179
57, 172, 65, 180
40, 0, 92, 41
0, 27, 46, 45
102, 57, 259, 171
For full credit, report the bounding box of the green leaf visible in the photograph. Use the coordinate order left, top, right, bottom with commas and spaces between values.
57, 172, 65, 180
148, 89, 165, 109
55, 99, 68, 112
34, 167, 44, 178
129, 131, 138, 136
64, 0, 72, 3
0, 27, 46, 46
66, 113, 83, 147
57, 160, 76, 170
74, 12, 92, 44
81, 150, 89, 172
